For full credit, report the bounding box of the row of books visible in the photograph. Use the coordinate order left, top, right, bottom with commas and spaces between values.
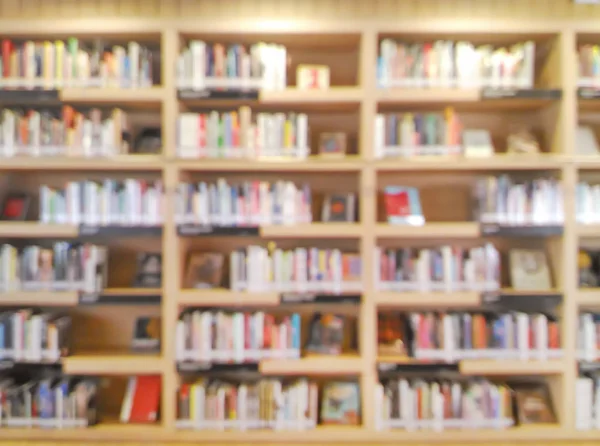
0, 374, 97, 428
229, 247, 362, 293
473, 176, 564, 226
377, 39, 535, 89
0, 38, 154, 89
578, 313, 600, 362
39, 179, 164, 226
578, 45, 600, 87
373, 109, 462, 159
0, 311, 70, 363
379, 312, 561, 362
576, 374, 600, 430
375, 245, 500, 293
177, 41, 286, 91
375, 379, 555, 431
0, 107, 130, 158
177, 109, 309, 160
176, 379, 358, 430
175, 180, 312, 227
175, 310, 301, 363
577, 182, 600, 224
0, 243, 108, 293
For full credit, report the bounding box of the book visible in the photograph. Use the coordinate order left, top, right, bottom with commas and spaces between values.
384, 186, 424, 226
131, 316, 161, 353
321, 194, 356, 223
320, 382, 360, 425
377, 313, 409, 357
0, 193, 30, 221
463, 129, 494, 158
509, 249, 552, 290
318, 132, 346, 157
513, 383, 557, 425
132, 253, 162, 288
305, 313, 345, 355
297, 65, 330, 90
120, 375, 161, 423
183, 253, 224, 289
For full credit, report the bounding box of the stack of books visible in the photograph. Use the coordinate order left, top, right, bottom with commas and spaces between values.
175, 310, 301, 363
177, 108, 309, 159
0, 107, 130, 158
0, 243, 107, 293
576, 181, 600, 224
0, 311, 71, 362
0, 38, 155, 89
377, 39, 535, 89
39, 179, 164, 226
229, 247, 362, 293
176, 41, 286, 91
576, 373, 600, 430
375, 244, 500, 293
175, 179, 312, 226
577, 313, 600, 361
474, 175, 564, 226
374, 108, 462, 159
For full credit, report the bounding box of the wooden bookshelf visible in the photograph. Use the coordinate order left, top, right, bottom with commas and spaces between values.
0, 0, 595, 443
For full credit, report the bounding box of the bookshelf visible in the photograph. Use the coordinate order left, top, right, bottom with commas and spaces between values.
1, 3, 600, 443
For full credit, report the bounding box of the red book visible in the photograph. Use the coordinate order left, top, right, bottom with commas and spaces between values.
385, 189, 410, 219
2, 39, 12, 78
129, 376, 161, 423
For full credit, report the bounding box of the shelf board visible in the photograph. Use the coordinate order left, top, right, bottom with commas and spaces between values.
261, 87, 362, 109
0, 222, 78, 238
174, 155, 362, 172
60, 87, 165, 105
79, 288, 162, 305
0, 290, 79, 306
261, 223, 363, 238
578, 224, 600, 238
574, 155, 600, 169
499, 288, 563, 297
62, 352, 163, 375
373, 154, 564, 171
178, 289, 280, 307
576, 289, 600, 307
459, 359, 565, 376
374, 222, 479, 238
260, 354, 362, 376
0, 422, 165, 442
0, 155, 164, 171
376, 88, 559, 110
373, 291, 481, 307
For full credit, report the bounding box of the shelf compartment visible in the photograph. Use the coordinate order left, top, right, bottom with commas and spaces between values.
459, 359, 564, 376
578, 224, 600, 238
374, 222, 479, 239
261, 223, 363, 239
259, 355, 362, 376
174, 156, 363, 172
576, 289, 600, 307
0, 222, 78, 238
177, 289, 280, 307
373, 291, 481, 307
0, 290, 78, 306
62, 353, 163, 375
0, 155, 164, 171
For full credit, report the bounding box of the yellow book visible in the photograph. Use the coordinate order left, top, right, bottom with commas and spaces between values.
55, 41, 64, 84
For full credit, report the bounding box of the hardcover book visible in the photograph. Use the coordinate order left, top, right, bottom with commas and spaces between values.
320, 381, 360, 425
132, 253, 162, 288
509, 249, 552, 290
384, 186, 424, 226
131, 316, 161, 353
513, 383, 557, 425
321, 194, 356, 222
305, 313, 345, 355
184, 253, 224, 289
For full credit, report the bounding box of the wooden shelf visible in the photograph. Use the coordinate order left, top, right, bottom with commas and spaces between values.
0, 290, 78, 306
177, 289, 280, 307
0, 222, 78, 238
261, 223, 363, 238
373, 291, 481, 307
459, 359, 565, 376
61, 87, 166, 105
499, 288, 563, 297
62, 352, 164, 375
261, 87, 363, 104
374, 222, 479, 238
574, 155, 600, 169
0, 155, 164, 171
578, 224, 600, 238
260, 355, 362, 376
374, 154, 565, 171
174, 155, 362, 172
576, 289, 600, 307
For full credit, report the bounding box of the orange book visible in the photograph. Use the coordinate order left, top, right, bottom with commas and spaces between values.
129, 376, 161, 423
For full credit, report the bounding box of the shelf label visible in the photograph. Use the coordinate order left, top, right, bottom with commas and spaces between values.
280, 292, 316, 303
481, 88, 562, 100
79, 293, 100, 304
177, 89, 259, 100
481, 291, 501, 303
0, 89, 59, 102
0, 359, 14, 370
79, 225, 100, 236
177, 362, 212, 372
579, 87, 600, 99
177, 225, 259, 237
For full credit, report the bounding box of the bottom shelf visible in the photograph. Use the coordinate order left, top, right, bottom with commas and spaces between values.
0, 424, 598, 442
